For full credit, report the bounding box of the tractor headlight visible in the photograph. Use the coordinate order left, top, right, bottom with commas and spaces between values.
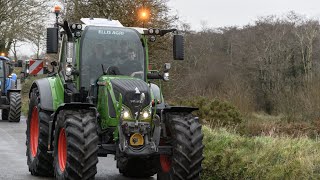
163, 72, 169, 81
143, 111, 149, 119
66, 67, 72, 76
77, 24, 82, 30
121, 106, 133, 120
139, 106, 152, 120
155, 29, 160, 35
123, 111, 130, 118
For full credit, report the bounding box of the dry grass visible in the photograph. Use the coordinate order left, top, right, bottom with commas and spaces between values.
202, 126, 320, 179
21, 76, 43, 115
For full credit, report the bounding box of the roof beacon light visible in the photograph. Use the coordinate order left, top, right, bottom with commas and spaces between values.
139, 8, 150, 21
54, 5, 61, 14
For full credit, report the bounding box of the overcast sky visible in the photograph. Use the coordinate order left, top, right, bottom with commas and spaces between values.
168, 0, 320, 30
15, 0, 320, 57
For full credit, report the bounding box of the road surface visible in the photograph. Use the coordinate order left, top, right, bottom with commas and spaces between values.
0, 115, 156, 180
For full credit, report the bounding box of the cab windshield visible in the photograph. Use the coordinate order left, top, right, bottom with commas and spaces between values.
80, 26, 145, 88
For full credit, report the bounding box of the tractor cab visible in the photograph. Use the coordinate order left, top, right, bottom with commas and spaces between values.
0, 56, 17, 94
80, 25, 145, 87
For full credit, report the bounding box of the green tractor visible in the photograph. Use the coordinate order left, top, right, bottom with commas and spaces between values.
26, 18, 204, 179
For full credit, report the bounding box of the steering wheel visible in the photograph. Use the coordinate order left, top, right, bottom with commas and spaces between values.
105, 66, 122, 75
130, 71, 144, 77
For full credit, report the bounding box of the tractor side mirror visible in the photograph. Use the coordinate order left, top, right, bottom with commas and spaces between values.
47, 27, 59, 54
173, 34, 184, 60
9, 66, 13, 75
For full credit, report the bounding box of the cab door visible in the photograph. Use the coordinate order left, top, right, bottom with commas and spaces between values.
0, 61, 5, 94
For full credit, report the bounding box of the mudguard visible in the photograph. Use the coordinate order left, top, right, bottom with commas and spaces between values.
154, 104, 199, 114
30, 78, 54, 111
161, 106, 199, 113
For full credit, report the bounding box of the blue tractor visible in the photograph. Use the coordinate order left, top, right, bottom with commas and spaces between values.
0, 56, 21, 122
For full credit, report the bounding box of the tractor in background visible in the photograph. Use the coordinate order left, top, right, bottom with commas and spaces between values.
0, 56, 21, 122
26, 17, 204, 180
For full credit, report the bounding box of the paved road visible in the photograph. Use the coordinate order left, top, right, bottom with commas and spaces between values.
0, 116, 156, 180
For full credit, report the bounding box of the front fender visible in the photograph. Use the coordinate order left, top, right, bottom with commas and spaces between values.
29, 78, 54, 111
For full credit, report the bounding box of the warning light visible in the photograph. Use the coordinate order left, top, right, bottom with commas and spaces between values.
139, 8, 150, 21
54, 5, 61, 14
0, 53, 5, 57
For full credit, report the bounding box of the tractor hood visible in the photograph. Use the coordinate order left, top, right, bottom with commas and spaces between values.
111, 78, 151, 115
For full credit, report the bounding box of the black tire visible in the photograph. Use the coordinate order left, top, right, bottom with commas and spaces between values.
9, 92, 21, 122
117, 156, 159, 178
2, 109, 8, 120
157, 113, 204, 180
26, 88, 54, 176
53, 110, 99, 180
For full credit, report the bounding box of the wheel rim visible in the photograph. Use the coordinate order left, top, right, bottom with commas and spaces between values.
30, 106, 39, 157
160, 155, 171, 173
58, 128, 67, 172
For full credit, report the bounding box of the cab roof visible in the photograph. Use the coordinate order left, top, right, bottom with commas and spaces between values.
0, 56, 10, 61
80, 18, 147, 35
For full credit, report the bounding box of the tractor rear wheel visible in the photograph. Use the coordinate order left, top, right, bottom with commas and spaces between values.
53, 110, 99, 180
8, 92, 21, 122
117, 156, 159, 178
157, 113, 204, 180
26, 88, 54, 176
2, 109, 8, 120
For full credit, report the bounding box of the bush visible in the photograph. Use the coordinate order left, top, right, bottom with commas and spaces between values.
181, 97, 242, 128
202, 126, 320, 179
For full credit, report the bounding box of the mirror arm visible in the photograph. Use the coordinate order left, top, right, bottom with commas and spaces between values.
160, 29, 178, 36
147, 72, 163, 79
63, 21, 73, 41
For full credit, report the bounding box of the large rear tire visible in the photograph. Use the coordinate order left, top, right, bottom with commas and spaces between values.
9, 92, 21, 122
157, 113, 204, 180
53, 110, 99, 180
117, 156, 159, 178
26, 88, 54, 176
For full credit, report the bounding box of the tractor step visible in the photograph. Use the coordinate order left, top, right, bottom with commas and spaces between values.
158, 146, 172, 155
98, 144, 116, 156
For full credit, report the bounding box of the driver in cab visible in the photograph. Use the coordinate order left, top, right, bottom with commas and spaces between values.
119, 48, 143, 76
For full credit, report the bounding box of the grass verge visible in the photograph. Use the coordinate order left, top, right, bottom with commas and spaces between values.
202, 126, 320, 179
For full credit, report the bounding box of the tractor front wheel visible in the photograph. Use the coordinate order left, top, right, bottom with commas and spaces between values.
8, 92, 21, 122
53, 110, 99, 180
157, 113, 204, 180
26, 88, 53, 176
